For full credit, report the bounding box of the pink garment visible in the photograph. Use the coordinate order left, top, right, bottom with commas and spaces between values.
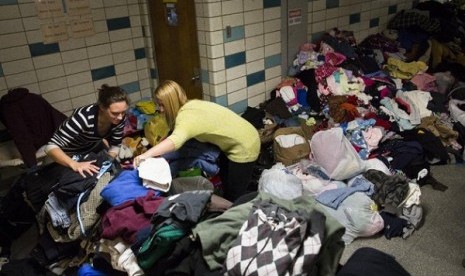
318, 82, 331, 96
278, 86, 298, 106
362, 127, 383, 151
288, 165, 338, 197
315, 52, 347, 83
411, 73, 437, 92
325, 74, 340, 95
326, 52, 347, 66
300, 42, 316, 52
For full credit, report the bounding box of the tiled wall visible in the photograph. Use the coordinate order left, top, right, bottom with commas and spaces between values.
308, 0, 419, 43
0, 0, 422, 116
196, 0, 284, 113
0, 0, 155, 116
196, 0, 420, 113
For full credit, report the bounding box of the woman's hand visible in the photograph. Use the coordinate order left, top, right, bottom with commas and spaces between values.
132, 137, 174, 168
133, 154, 148, 168
71, 160, 100, 178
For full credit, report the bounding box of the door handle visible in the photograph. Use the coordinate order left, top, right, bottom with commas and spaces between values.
191, 74, 200, 81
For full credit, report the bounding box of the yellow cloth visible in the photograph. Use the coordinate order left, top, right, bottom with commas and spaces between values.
430, 39, 465, 68
384, 58, 428, 79
136, 100, 157, 114
144, 114, 170, 146
169, 100, 260, 163
419, 115, 459, 146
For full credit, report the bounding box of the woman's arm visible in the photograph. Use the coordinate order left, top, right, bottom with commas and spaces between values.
133, 137, 175, 167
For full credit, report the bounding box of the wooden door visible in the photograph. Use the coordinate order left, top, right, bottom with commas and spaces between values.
148, 0, 202, 99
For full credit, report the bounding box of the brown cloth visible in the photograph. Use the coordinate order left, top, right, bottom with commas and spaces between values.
0, 88, 66, 167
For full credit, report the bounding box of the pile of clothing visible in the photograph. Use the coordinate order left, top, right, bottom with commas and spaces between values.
3, 1, 465, 275
243, 1, 465, 251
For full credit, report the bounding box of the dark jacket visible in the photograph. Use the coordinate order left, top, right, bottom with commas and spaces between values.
0, 88, 67, 167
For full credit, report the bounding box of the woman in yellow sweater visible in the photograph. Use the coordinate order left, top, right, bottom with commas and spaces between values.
134, 80, 260, 201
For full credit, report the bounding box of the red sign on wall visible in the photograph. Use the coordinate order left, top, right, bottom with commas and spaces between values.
288, 9, 302, 26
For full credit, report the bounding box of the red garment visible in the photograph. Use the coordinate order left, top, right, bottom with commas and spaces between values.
346, 95, 359, 105
101, 190, 165, 244
364, 112, 392, 131
394, 97, 412, 114
362, 76, 375, 87
315, 52, 347, 83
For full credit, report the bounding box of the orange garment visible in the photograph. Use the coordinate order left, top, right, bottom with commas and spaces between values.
340, 102, 360, 119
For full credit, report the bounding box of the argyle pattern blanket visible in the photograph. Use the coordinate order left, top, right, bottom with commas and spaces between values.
225, 200, 323, 276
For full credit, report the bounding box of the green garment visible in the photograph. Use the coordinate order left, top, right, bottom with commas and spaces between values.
191, 192, 346, 276
137, 223, 186, 271
169, 100, 260, 163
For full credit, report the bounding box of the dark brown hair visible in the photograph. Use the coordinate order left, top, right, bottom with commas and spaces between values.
97, 84, 130, 108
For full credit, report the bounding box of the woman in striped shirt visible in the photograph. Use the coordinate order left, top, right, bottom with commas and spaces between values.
45, 84, 129, 177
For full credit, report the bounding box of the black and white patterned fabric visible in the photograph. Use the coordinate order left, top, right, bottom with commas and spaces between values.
225, 200, 325, 276
388, 10, 441, 34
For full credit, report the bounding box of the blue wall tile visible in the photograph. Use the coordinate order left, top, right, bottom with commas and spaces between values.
120, 81, 140, 94
230, 99, 247, 114
388, 5, 397, 15
223, 26, 245, 43
264, 0, 280, 8
225, 51, 246, 69
150, 68, 157, 79
107, 17, 131, 31
201, 69, 209, 83
370, 18, 379, 28
212, 95, 227, 107
29, 42, 60, 57
326, 0, 339, 9
0, 63, 3, 77
246, 70, 265, 87
91, 65, 116, 81
0, 0, 18, 5
349, 13, 360, 24
265, 54, 281, 69
134, 48, 146, 59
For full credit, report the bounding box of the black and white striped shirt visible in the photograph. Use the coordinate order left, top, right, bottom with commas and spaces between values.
47, 104, 124, 155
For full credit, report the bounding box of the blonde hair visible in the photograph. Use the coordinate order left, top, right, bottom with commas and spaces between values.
154, 80, 188, 128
